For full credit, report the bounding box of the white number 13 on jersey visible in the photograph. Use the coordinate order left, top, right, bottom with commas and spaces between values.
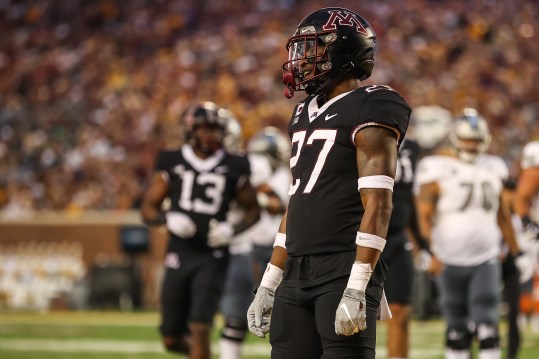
288, 129, 337, 195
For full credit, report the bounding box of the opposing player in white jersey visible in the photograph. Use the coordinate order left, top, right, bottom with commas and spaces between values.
219, 126, 291, 359
416, 108, 525, 359
245, 127, 291, 273
515, 140, 539, 236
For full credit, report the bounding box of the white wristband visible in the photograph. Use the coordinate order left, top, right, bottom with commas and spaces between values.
346, 261, 373, 291
273, 233, 286, 248
357, 175, 394, 192
260, 263, 284, 291
356, 231, 386, 252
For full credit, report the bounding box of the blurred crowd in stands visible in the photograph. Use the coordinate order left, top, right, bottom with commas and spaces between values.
1, 0, 538, 217
0, 241, 85, 310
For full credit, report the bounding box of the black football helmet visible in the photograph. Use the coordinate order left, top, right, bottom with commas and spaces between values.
182, 102, 227, 156
282, 7, 376, 98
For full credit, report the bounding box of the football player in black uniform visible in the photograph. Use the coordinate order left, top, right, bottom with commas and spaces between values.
382, 137, 428, 359
247, 7, 411, 358
140, 102, 260, 359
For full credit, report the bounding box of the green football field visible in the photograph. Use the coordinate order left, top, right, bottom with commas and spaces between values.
0, 311, 538, 358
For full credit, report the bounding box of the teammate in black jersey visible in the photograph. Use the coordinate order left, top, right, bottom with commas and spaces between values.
140, 102, 260, 359
247, 7, 411, 358
382, 138, 424, 359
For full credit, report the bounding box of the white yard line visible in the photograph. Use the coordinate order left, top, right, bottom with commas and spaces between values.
0, 338, 445, 357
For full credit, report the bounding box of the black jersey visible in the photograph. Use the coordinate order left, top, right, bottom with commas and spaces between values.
388, 138, 421, 234
286, 85, 411, 256
155, 145, 250, 250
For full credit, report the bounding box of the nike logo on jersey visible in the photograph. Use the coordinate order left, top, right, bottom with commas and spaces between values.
325, 113, 337, 121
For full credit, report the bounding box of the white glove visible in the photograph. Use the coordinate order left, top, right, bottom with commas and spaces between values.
515, 252, 534, 283
335, 288, 367, 335
207, 219, 234, 248
166, 212, 197, 238
247, 286, 275, 338
335, 261, 372, 336
247, 263, 283, 338
415, 249, 433, 272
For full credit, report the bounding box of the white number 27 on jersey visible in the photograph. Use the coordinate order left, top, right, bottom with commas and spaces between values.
288, 129, 337, 195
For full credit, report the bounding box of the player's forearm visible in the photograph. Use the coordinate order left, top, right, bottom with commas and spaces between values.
416, 193, 436, 242
497, 206, 520, 254
514, 194, 533, 218
269, 212, 288, 270
140, 202, 166, 225
270, 246, 288, 271
233, 205, 261, 235
356, 190, 393, 266
358, 189, 393, 237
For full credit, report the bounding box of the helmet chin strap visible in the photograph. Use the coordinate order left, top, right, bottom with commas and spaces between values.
308, 71, 350, 96
308, 59, 360, 96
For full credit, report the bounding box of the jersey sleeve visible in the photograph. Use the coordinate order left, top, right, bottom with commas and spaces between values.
521, 141, 539, 169
493, 156, 509, 181
355, 88, 411, 145
414, 156, 445, 192
154, 150, 175, 172
247, 154, 273, 187
268, 166, 292, 203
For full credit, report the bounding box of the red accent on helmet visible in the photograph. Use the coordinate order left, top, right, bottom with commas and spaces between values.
283, 71, 295, 98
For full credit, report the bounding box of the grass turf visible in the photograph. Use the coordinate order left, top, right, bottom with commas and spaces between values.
0, 311, 538, 358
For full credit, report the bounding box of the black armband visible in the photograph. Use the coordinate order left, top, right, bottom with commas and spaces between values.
143, 212, 167, 226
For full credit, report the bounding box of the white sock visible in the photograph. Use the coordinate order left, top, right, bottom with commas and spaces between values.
445, 349, 470, 359
219, 337, 242, 359
478, 348, 501, 359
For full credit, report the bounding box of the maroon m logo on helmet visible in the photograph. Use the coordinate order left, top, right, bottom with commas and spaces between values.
322, 10, 368, 35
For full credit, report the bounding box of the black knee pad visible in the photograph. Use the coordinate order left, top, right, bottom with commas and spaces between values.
475, 323, 500, 349
221, 317, 248, 342
445, 328, 472, 350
